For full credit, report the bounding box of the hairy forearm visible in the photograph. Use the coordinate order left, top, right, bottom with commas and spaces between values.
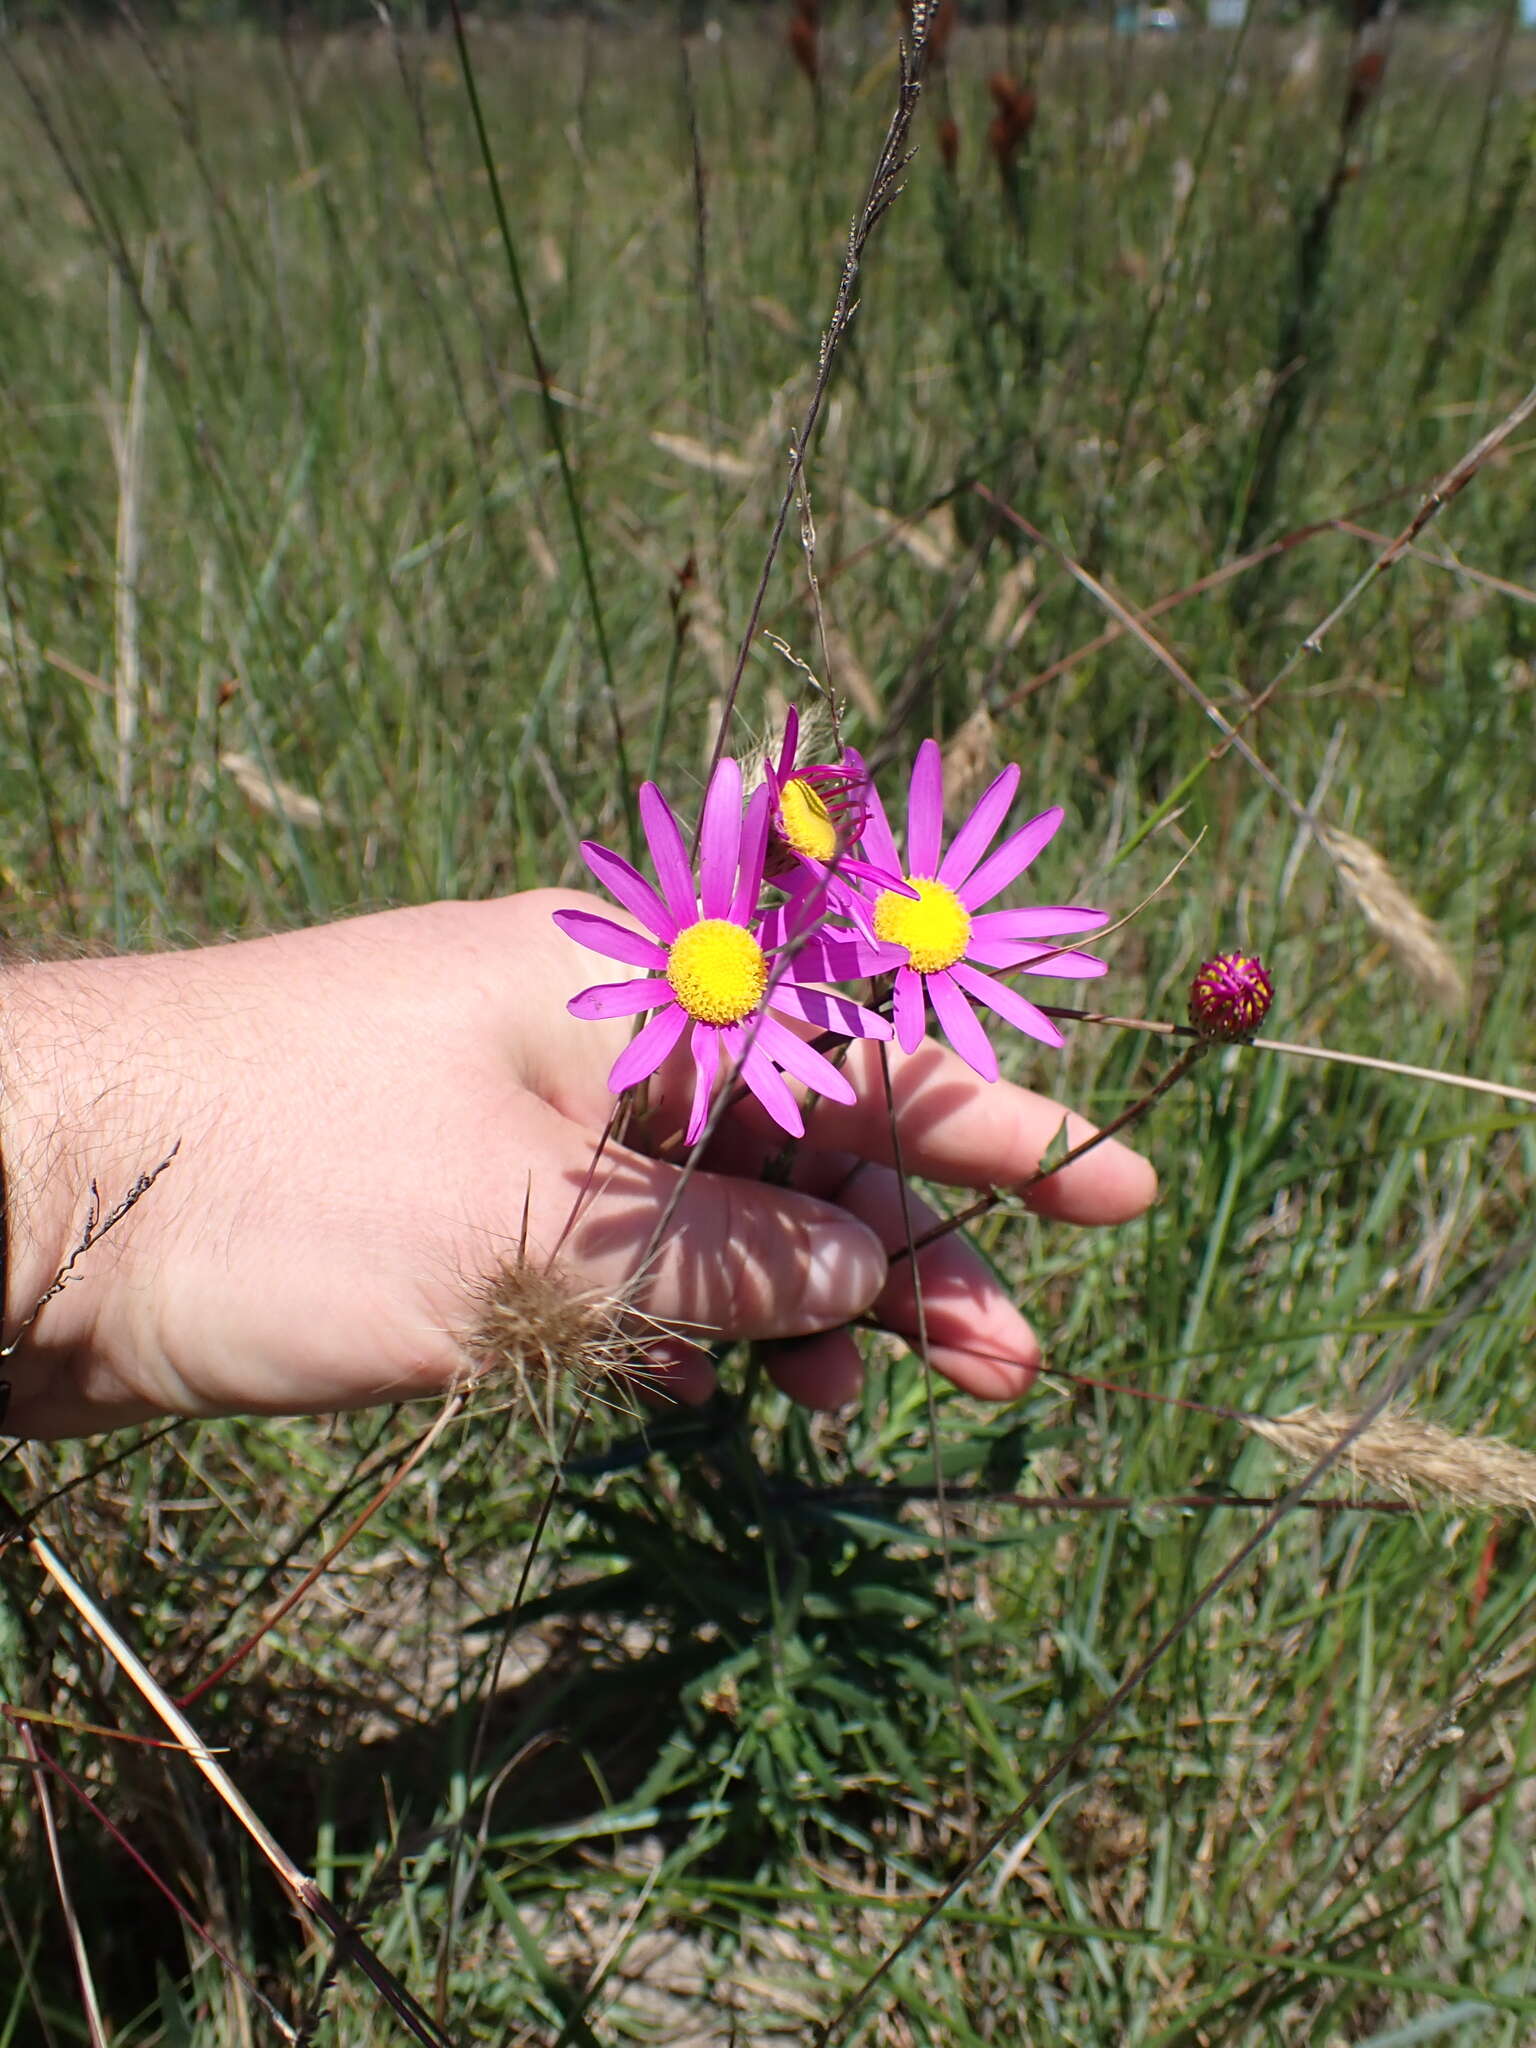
0, 952, 217, 1431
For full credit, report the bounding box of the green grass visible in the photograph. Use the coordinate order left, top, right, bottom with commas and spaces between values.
3, 6, 1536, 2042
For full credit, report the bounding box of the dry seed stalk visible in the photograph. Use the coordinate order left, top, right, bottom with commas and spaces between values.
1318, 825, 1467, 1015
942, 704, 999, 810
1250, 1404, 1536, 1513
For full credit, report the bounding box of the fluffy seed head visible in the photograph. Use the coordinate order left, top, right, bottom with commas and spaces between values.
1189, 951, 1273, 1041
463, 1256, 648, 1446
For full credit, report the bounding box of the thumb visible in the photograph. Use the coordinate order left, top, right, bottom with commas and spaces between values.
560, 1148, 887, 1343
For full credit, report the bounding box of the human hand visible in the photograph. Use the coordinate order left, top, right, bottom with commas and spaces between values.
0, 892, 1154, 1438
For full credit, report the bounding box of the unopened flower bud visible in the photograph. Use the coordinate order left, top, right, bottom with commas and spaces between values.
1189, 951, 1273, 1041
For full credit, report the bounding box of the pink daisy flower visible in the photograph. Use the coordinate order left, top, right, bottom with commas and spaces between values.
763, 707, 896, 895
552, 758, 892, 1145
848, 738, 1111, 1082
760, 707, 915, 948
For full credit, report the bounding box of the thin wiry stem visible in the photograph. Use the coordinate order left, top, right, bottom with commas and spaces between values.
700, 29, 929, 806
813, 1230, 1536, 2046
445, 0, 635, 853
17, 1522, 457, 2048
889, 1044, 1207, 1266
1039, 1003, 1536, 1112
19, 1722, 108, 2048
3, 1148, 180, 1360
875, 1034, 974, 1844
8, 1728, 297, 2040
177, 1391, 471, 1706
1247, 1034, 1536, 1110
777, 1484, 1409, 1517
1289, 378, 1536, 663
977, 487, 1311, 826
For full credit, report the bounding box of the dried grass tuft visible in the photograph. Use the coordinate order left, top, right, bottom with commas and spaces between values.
1249, 1403, 1536, 1513
218, 749, 337, 830
983, 554, 1037, 650
740, 691, 839, 801
943, 704, 999, 811
464, 1255, 649, 1446
1319, 824, 1467, 1015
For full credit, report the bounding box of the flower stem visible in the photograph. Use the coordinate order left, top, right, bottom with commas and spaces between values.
1039, 1003, 1536, 1111
893, 1042, 1208, 1264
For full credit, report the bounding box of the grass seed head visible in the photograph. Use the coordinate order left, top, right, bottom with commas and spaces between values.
1319, 825, 1467, 1016
1250, 1405, 1536, 1513
942, 704, 998, 811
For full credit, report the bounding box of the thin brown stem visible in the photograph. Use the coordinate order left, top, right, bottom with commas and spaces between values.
890, 1043, 1207, 1266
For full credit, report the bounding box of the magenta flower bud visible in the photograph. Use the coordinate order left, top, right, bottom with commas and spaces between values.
1189, 951, 1273, 1042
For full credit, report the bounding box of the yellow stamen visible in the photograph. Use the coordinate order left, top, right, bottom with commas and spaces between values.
667, 919, 769, 1025
873, 875, 971, 974
776, 776, 839, 863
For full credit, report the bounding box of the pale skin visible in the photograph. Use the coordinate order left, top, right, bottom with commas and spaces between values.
0, 891, 1157, 1440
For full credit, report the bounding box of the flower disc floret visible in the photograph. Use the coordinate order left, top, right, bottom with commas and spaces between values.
776, 775, 840, 863
667, 919, 769, 1025
873, 877, 972, 974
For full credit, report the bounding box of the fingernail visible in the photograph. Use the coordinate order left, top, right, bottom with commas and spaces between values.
803, 1221, 884, 1326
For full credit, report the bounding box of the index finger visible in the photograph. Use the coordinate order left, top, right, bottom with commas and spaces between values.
800, 1036, 1158, 1227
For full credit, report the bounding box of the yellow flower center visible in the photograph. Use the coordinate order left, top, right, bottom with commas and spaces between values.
873, 875, 971, 974
667, 918, 769, 1025
776, 775, 839, 862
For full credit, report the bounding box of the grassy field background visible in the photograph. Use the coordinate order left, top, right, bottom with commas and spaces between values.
3, 5, 1536, 2042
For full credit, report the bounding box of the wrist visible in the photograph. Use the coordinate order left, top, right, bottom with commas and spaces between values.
0, 955, 187, 1400
1, 964, 95, 1353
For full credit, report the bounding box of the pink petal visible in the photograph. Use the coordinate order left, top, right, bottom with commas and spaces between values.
758, 887, 833, 967
817, 871, 879, 940
906, 738, 945, 876
608, 1002, 689, 1093
767, 982, 893, 1040
950, 962, 1066, 1048
927, 969, 999, 1081
776, 705, 800, 780
834, 853, 915, 897
958, 807, 1064, 910
793, 928, 904, 981
971, 904, 1108, 941
698, 756, 743, 919
738, 1037, 805, 1139
937, 763, 1021, 889
838, 744, 870, 824
731, 783, 772, 924
639, 782, 698, 925
892, 965, 927, 1054
553, 907, 669, 972
580, 841, 677, 941
1017, 948, 1107, 980
858, 776, 904, 880
753, 1014, 858, 1105
569, 977, 673, 1020
761, 896, 891, 976
684, 1024, 721, 1146
967, 938, 1107, 976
